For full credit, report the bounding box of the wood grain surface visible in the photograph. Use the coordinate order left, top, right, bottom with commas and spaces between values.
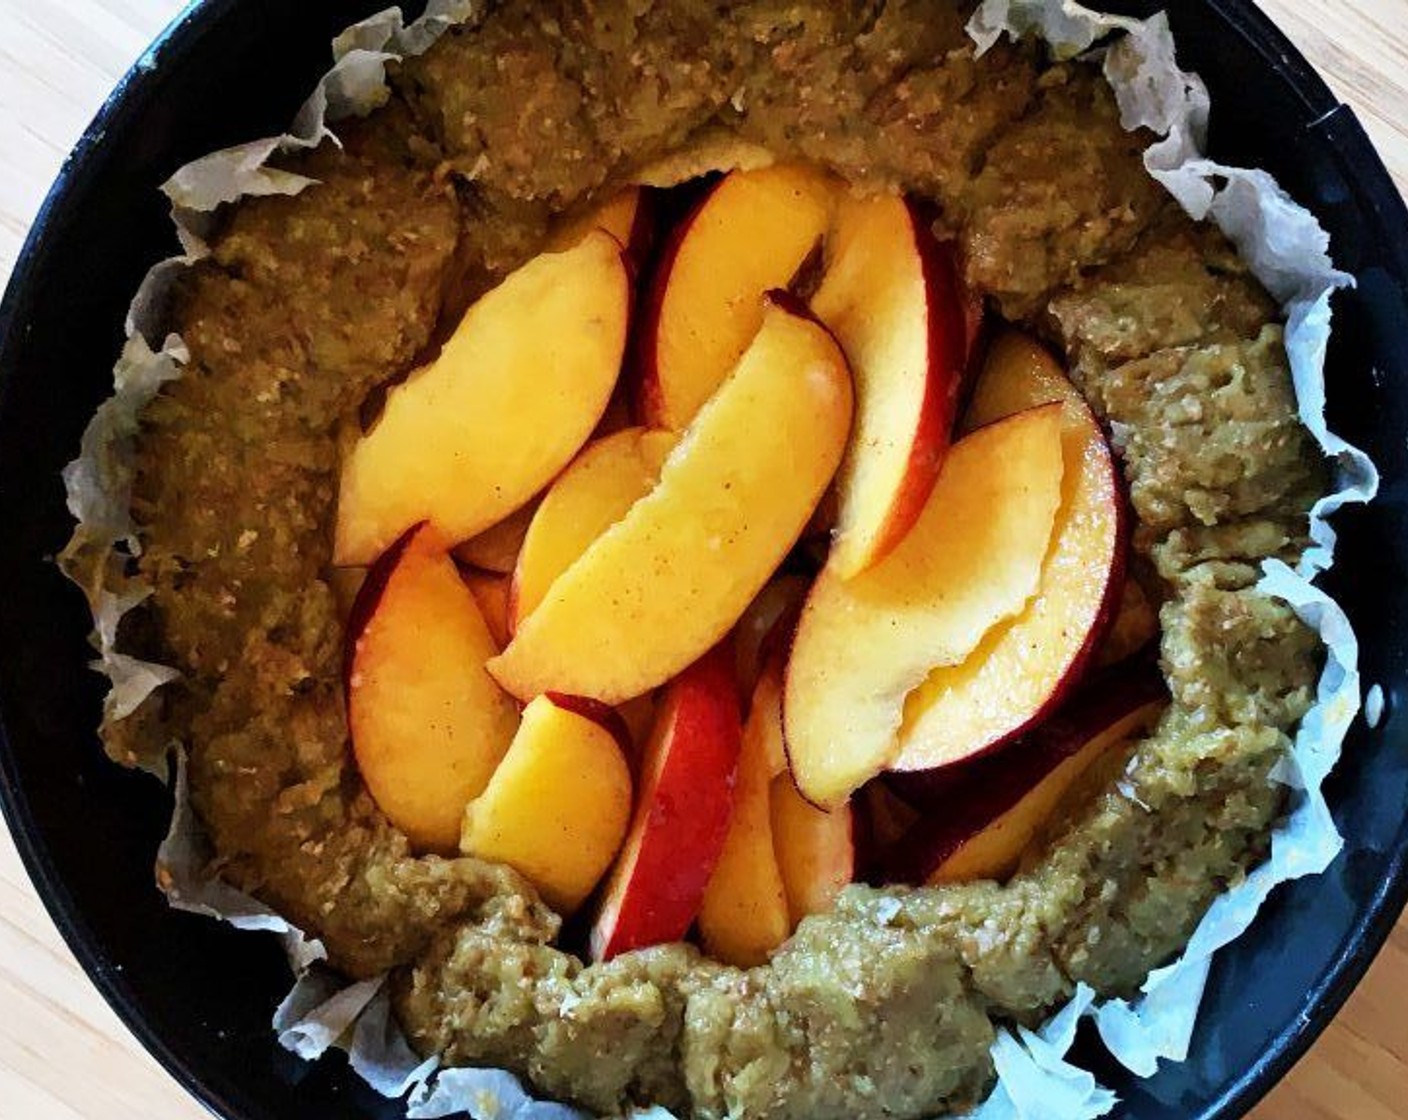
0, 1, 1404, 1118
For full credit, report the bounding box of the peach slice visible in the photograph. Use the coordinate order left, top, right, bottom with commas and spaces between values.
461, 569, 512, 649
882, 671, 1167, 885
490, 298, 853, 705
811, 194, 969, 577
784, 404, 1066, 809
508, 427, 678, 631
460, 693, 632, 914
346, 523, 520, 853
454, 501, 538, 575
547, 186, 655, 266
590, 644, 742, 961
698, 659, 793, 967
335, 231, 631, 565
637, 165, 836, 430
892, 332, 1124, 776
770, 775, 855, 924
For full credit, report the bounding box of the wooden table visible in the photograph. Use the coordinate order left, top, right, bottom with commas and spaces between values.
0, 1, 1403, 1117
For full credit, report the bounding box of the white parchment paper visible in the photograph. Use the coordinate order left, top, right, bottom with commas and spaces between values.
59, 3, 1378, 1119
963, 3, 1378, 1116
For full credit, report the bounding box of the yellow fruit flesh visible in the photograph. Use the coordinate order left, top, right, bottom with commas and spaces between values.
461, 696, 633, 914
651, 165, 835, 429
511, 428, 678, 629
348, 535, 519, 852
489, 303, 853, 704
698, 674, 792, 967
784, 405, 1066, 808
897, 333, 1121, 770
335, 232, 629, 565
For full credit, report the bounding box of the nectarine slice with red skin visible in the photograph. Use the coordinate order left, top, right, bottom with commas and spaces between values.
489, 298, 853, 706
345, 523, 519, 853
783, 404, 1066, 809
893, 332, 1125, 776
770, 774, 855, 925
461, 693, 633, 914
335, 231, 631, 566
454, 501, 538, 575
508, 427, 678, 633
636, 165, 836, 430
590, 643, 742, 961
882, 669, 1167, 886
812, 194, 969, 578
698, 656, 792, 967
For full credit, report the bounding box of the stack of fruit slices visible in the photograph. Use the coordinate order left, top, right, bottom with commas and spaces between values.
335, 165, 1166, 968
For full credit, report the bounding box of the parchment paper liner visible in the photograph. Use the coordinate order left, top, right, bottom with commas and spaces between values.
57, 2, 1379, 1117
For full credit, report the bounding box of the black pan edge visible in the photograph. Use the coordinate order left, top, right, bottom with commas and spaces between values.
0, 3, 1405, 1119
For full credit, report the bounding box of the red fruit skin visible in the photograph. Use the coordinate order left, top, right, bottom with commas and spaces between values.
822, 201, 970, 574
624, 186, 662, 272
589, 641, 742, 961
630, 181, 721, 427
877, 665, 1168, 885
861, 203, 971, 567
888, 394, 1131, 782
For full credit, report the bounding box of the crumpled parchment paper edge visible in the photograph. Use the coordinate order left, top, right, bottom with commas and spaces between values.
965, 3, 1378, 1118
56, 2, 1379, 1118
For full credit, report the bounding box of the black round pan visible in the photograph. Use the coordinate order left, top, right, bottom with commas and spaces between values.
0, 2, 1403, 1118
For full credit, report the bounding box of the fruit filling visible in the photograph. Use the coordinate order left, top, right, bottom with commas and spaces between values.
338, 167, 1166, 967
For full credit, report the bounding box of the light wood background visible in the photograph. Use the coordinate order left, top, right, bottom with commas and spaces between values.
0, 1, 1404, 1117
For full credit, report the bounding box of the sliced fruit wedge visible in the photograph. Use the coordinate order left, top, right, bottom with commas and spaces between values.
637, 165, 836, 430
770, 775, 855, 925
882, 669, 1167, 885
784, 403, 1066, 809
590, 644, 741, 961
461, 693, 633, 914
490, 297, 852, 705
811, 194, 969, 577
698, 657, 793, 967
509, 427, 678, 631
893, 331, 1124, 776
345, 523, 519, 852
335, 231, 631, 565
